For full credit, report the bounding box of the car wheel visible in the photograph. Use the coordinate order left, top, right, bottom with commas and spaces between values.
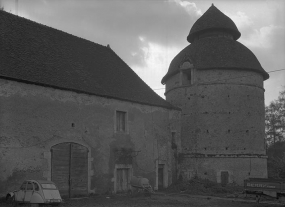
6, 194, 13, 203
6, 195, 18, 206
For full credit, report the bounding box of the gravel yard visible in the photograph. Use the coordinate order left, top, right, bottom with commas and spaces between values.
2, 193, 281, 207
59, 194, 284, 207
2, 178, 284, 207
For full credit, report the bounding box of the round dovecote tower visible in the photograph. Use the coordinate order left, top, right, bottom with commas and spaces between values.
162, 4, 269, 185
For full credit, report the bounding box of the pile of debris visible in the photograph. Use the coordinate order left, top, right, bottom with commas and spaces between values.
164, 177, 243, 197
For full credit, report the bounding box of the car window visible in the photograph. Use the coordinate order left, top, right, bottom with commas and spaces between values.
41, 184, 57, 189
26, 182, 33, 191
33, 182, 40, 191
20, 182, 27, 190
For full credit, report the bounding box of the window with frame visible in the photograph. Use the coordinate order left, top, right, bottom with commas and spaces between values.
116, 111, 127, 132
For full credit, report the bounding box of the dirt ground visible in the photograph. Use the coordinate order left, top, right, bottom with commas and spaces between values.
1, 178, 284, 207
59, 193, 285, 207
2, 193, 282, 207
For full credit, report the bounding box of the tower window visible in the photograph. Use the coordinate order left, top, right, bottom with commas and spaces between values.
181, 70, 191, 85
179, 61, 194, 86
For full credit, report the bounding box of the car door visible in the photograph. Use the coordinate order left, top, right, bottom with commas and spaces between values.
15, 182, 26, 202
24, 182, 33, 202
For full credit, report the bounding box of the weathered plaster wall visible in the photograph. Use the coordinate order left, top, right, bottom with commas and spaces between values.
165, 69, 267, 184
179, 156, 267, 185
0, 79, 180, 196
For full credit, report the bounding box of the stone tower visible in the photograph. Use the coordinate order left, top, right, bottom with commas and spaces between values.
162, 5, 269, 185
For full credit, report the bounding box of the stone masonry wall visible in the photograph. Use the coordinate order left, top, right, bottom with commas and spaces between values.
165, 69, 267, 185
179, 156, 267, 185
0, 79, 180, 197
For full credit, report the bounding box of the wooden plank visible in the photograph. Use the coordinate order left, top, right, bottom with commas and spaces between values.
116, 168, 130, 193
51, 143, 71, 197
70, 143, 88, 197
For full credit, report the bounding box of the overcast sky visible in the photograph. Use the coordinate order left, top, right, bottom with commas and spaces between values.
1, 0, 285, 105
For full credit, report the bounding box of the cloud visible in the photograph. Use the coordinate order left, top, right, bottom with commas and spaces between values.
12, 0, 198, 68
172, 0, 202, 16
264, 70, 285, 106
242, 25, 285, 49
243, 25, 285, 106
131, 39, 181, 98
226, 11, 253, 29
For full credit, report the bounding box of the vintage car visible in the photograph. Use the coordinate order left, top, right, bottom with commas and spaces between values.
6, 180, 62, 206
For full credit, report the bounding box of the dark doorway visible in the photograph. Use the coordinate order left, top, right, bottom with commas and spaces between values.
158, 164, 164, 189
221, 171, 229, 186
51, 143, 88, 198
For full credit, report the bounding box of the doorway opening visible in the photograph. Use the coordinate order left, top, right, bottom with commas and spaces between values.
51, 142, 88, 198
158, 164, 164, 190
221, 171, 229, 186
114, 164, 132, 193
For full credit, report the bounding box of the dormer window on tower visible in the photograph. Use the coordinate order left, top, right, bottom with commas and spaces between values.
180, 61, 195, 86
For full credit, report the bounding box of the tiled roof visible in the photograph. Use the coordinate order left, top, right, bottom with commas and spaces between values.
161, 37, 269, 83
0, 11, 175, 109
162, 5, 269, 84
187, 4, 241, 43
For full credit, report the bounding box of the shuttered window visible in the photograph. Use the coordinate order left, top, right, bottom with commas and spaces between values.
116, 111, 126, 132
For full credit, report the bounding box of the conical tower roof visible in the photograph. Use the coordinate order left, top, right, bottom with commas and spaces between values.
161, 4, 269, 84
187, 4, 241, 43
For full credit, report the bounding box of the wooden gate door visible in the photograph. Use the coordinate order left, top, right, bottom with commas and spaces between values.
116, 168, 130, 193
51, 143, 88, 198
70, 143, 88, 197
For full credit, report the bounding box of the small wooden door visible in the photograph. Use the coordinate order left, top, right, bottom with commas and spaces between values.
116, 168, 130, 193
51, 143, 88, 198
221, 171, 229, 186
158, 164, 164, 189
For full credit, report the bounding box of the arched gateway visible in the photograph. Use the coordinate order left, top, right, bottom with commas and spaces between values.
51, 142, 88, 198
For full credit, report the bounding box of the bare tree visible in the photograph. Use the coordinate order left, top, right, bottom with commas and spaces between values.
267, 141, 285, 179
265, 87, 285, 146
266, 87, 285, 178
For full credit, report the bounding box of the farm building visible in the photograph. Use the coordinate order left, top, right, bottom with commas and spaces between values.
0, 10, 181, 197
0, 4, 268, 198
162, 4, 269, 185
